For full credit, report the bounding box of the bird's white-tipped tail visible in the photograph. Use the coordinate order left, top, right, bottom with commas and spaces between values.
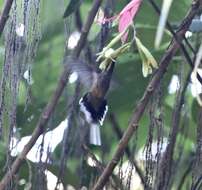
90, 123, 101, 146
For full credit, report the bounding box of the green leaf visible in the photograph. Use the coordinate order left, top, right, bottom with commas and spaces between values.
63, 0, 82, 18
135, 36, 158, 77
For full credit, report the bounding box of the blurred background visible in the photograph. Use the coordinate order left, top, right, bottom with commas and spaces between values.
0, 0, 202, 189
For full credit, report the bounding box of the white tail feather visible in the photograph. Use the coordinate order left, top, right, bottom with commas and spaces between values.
90, 124, 101, 146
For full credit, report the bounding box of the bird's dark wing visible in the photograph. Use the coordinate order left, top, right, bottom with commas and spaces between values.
65, 56, 99, 90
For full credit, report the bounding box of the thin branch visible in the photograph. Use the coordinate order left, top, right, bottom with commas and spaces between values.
0, 0, 103, 189
82, 144, 124, 190
178, 158, 193, 190
192, 174, 202, 190
191, 106, 202, 190
73, 0, 103, 58
75, 8, 93, 63
157, 70, 191, 189
75, 9, 83, 31
108, 113, 145, 186
92, 1, 201, 189
82, 144, 105, 172
55, 81, 81, 190
184, 36, 196, 54
98, 0, 114, 51
0, 0, 13, 37
148, 0, 202, 85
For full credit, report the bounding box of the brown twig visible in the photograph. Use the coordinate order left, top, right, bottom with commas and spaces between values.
82, 144, 105, 172
148, 0, 202, 85
177, 158, 193, 190
0, 0, 13, 37
82, 144, 124, 190
192, 174, 202, 190
98, 0, 114, 51
92, 1, 201, 189
191, 106, 202, 190
157, 70, 191, 189
0, 0, 103, 189
108, 113, 145, 186
73, 0, 103, 58
54, 81, 81, 190
75, 8, 93, 63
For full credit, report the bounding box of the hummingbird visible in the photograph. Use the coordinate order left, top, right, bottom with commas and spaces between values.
68, 57, 115, 146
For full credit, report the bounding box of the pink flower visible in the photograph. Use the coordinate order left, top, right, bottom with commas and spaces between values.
97, 0, 143, 43
118, 0, 142, 43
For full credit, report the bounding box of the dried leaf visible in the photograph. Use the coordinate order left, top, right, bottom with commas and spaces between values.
135, 36, 158, 77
